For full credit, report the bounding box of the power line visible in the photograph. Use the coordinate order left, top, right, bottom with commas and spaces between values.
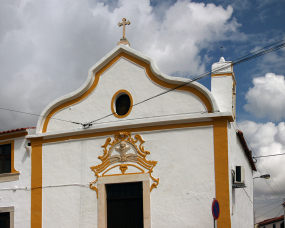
236, 123, 285, 198
255, 199, 283, 211
253, 153, 285, 158
0, 107, 76, 124
84, 39, 285, 127
275, 207, 284, 218
243, 188, 253, 204
255, 204, 282, 219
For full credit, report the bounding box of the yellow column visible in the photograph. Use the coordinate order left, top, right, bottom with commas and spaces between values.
213, 118, 231, 227
31, 137, 43, 228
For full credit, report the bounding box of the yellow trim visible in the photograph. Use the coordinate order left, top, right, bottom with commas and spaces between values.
111, 89, 133, 118
211, 73, 233, 77
42, 52, 214, 132
30, 137, 43, 228
0, 140, 19, 174
0, 131, 27, 141
42, 121, 214, 144
90, 132, 159, 196
213, 118, 231, 227
31, 117, 233, 227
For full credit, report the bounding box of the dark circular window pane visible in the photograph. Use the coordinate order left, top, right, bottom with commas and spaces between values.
116, 94, 131, 116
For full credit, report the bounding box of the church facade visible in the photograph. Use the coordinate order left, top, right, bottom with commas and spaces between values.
0, 43, 256, 227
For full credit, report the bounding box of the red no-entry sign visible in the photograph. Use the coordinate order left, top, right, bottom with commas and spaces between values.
212, 199, 220, 220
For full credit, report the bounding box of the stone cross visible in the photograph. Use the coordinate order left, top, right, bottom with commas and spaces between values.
118, 18, 131, 38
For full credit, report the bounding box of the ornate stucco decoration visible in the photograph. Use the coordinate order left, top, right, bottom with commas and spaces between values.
90, 132, 159, 198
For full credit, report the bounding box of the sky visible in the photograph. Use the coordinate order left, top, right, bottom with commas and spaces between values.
1, 0, 285, 223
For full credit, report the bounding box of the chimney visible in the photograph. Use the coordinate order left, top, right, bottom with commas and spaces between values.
211, 57, 236, 117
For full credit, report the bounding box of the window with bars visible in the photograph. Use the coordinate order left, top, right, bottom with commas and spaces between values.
106, 182, 143, 228
0, 144, 11, 174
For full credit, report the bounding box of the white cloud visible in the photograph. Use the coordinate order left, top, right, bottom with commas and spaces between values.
244, 73, 285, 121
238, 120, 285, 221
0, 0, 243, 131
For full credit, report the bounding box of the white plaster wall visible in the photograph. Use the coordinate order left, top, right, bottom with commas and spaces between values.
228, 122, 254, 228
0, 137, 31, 227
42, 126, 215, 228
46, 58, 207, 132
211, 75, 233, 113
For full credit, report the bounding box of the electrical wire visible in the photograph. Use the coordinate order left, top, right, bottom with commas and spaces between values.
243, 188, 253, 204
255, 204, 282, 219
0, 183, 90, 191
1, 39, 285, 128
275, 207, 284, 217
236, 123, 285, 198
0, 107, 75, 124
255, 199, 283, 211
83, 39, 285, 127
253, 153, 285, 158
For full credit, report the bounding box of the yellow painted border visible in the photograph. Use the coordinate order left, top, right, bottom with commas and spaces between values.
42, 52, 214, 132
0, 131, 27, 141
30, 137, 43, 228
111, 89, 133, 118
31, 117, 233, 227
0, 140, 19, 174
213, 118, 231, 227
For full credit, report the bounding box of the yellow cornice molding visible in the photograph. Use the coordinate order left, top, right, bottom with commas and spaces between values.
42, 51, 215, 133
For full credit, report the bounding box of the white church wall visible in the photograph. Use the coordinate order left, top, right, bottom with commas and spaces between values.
41, 125, 215, 228
0, 137, 31, 228
46, 58, 207, 133
228, 122, 254, 228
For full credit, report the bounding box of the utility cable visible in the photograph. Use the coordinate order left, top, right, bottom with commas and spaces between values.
243, 188, 253, 204
255, 199, 283, 211
253, 153, 285, 158
275, 207, 284, 217
0, 183, 90, 191
236, 123, 285, 199
255, 204, 282, 219
0, 107, 75, 124
83, 39, 285, 127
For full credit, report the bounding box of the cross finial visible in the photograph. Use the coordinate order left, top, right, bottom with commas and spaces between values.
117, 18, 131, 46
118, 18, 131, 38
221, 46, 223, 57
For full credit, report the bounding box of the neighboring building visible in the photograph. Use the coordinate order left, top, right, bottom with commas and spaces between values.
0, 41, 256, 227
257, 215, 284, 228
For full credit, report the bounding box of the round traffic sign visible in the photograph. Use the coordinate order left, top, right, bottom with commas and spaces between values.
212, 199, 220, 220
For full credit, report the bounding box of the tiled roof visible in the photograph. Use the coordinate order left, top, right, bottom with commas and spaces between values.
258, 215, 284, 226
0, 127, 35, 135
236, 130, 257, 171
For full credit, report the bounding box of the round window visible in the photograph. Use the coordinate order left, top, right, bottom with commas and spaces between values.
111, 90, 133, 118
116, 94, 131, 116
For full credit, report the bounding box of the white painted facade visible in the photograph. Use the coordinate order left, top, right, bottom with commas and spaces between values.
0, 44, 256, 228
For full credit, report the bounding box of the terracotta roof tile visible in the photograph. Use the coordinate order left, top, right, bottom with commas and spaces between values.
258, 215, 284, 225
0, 127, 35, 135
237, 130, 257, 171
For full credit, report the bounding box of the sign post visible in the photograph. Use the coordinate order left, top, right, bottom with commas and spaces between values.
212, 198, 220, 228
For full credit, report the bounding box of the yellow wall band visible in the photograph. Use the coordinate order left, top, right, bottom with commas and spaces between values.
42, 52, 214, 133
213, 118, 231, 227
30, 137, 43, 228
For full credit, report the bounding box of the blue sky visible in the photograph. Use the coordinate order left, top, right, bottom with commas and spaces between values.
0, 0, 285, 223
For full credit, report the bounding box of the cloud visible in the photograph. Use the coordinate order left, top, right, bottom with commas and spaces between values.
0, 0, 243, 131
238, 120, 285, 221
244, 73, 285, 121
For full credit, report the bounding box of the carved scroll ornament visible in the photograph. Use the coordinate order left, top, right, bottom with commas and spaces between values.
90, 132, 159, 198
